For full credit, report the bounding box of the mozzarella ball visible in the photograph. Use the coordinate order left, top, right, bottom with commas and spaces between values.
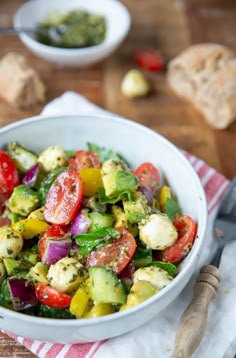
38, 145, 68, 172
0, 226, 23, 258
47, 257, 88, 293
133, 266, 173, 290
139, 213, 177, 250
121, 69, 150, 98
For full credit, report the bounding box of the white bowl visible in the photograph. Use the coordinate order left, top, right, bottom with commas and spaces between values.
14, 0, 131, 67
0, 115, 207, 343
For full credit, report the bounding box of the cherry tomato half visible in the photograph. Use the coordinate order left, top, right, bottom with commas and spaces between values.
158, 215, 197, 263
86, 227, 137, 274
134, 162, 160, 194
134, 50, 165, 72
44, 169, 83, 226
35, 283, 71, 309
0, 151, 19, 197
69, 150, 100, 170
38, 225, 69, 259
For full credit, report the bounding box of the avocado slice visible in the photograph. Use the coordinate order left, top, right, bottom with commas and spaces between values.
3, 258, 19, 276
123, 192, 150, 223
28, 262, 49, 284
7, 142, 38, 173
8, 185, 40, 216
102, 170, 138, 198
111, 205, 138, 237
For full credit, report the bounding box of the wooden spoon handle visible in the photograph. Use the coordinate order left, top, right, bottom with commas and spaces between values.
171, 265, 221, 358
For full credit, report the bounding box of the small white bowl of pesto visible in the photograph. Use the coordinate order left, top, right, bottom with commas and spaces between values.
14, 0, 131, 67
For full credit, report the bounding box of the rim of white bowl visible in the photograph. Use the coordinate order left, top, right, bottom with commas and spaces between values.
0, 114, 207, 326
13, 0, 131, 55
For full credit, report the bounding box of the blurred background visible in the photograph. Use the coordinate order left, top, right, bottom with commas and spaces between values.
0, 1, 235, 173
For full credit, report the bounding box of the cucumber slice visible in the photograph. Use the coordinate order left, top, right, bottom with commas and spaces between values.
88, 212, 114, 232
88, 266, 126, 305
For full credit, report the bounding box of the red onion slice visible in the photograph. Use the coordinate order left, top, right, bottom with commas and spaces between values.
22, 163, 40, 187
70, 210, 91, 236
42, 237, 72, 265
8, 278, 37, 311
140, 185, 153, 205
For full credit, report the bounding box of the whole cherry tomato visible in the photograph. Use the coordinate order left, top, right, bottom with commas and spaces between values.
134, 162, 160, 194
69, 150, 100, 170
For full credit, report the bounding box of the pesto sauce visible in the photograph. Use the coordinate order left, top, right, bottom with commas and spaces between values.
35, 10, 106, 48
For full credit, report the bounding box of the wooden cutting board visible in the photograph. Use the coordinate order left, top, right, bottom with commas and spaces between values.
0, 0, 235, 357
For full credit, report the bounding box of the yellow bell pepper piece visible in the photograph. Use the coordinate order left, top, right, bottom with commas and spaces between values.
85, 303, 115, 318
12, 218, 49, 239
70, 284, 91, 318
160, 185, 171, 212
78, 168, 103, 197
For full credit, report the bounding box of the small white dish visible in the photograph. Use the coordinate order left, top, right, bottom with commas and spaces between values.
14, 0, 131, 67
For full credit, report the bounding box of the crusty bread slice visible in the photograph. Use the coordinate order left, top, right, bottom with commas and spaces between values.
0, 52, 46, 109
167, 43, 236, 129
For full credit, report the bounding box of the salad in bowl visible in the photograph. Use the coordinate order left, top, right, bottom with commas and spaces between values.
0, 140, 197, 320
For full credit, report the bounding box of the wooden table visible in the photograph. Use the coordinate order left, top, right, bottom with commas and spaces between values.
0, 0, 235, 356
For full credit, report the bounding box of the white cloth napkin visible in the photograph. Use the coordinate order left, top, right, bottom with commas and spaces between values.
10, 91, 235, 358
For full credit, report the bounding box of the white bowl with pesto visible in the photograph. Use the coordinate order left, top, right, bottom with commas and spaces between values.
0, 114, 207, 343
14, 0, 131, 67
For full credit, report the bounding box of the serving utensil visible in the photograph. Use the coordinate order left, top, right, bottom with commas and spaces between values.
172, 177, 236, 358
0, 26, 65, 45
223, 336, 236, 358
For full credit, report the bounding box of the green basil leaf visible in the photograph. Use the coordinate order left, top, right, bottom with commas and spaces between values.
98, 187, 134, 204
39, 166, 69, 205
65, 150, 76, 159
165, 197, 181, 221
133, 244, 152, 268
146, 261, 177, 277
87, 142, 123, 163
75, 227, 119, 242
74, 227, 120, 255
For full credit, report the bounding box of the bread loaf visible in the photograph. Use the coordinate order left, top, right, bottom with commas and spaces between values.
0, 52, 46, 109
167, 44, 236, 129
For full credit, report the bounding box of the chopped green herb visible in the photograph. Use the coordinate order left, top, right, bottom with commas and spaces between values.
87, 142, 124, 163
165, 197, 181, 221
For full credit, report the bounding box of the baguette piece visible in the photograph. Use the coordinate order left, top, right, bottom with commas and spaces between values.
0, 52, 46, 109
167, 44, 236, 129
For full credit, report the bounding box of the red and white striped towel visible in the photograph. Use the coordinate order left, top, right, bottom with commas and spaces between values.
3, 93, 235, 358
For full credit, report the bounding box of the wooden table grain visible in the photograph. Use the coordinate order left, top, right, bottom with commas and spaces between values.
0, 0, 235, 357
